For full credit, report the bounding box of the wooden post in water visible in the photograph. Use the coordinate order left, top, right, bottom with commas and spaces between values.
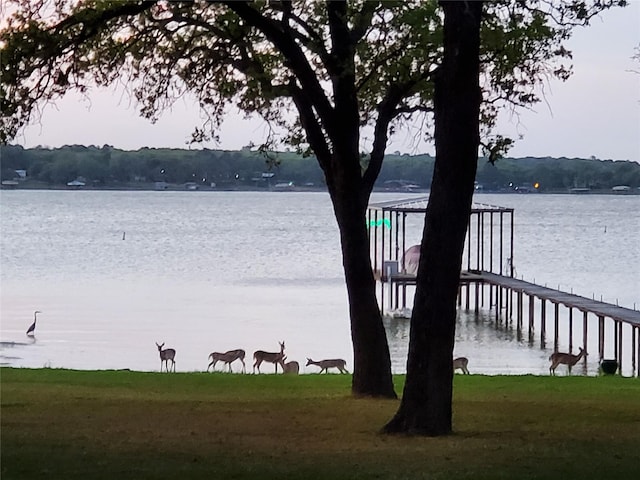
516, 290, 523, 331
598, 315, 605, 361
465, 284, 470, 310
489, 278, 494, 312
614, 319, 619, 362
631, 327, 640, 377
617, 321, 623, 373
509, 289, 514, 322
489, 211, 494, 273
632, 326, 637, 377
583, 311, 589, 357
476, 212, 481, 271
467, 218, 472, 271
528, 294, 535, 342
540, 298, 547, 348
502, 286, 507, 323
499, 211, 504, 276
474, 282, 480, 313
503, 287, 509, 323
480, 211, 485, 272
553, 302, 560, 351
568, 307, 574, 353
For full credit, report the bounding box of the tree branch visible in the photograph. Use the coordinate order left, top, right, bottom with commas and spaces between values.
350, 1, 381, 43
289, 81, 332, 177
223, 1, 337, 135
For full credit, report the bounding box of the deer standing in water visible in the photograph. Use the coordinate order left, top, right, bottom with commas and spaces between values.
306, 358, 348, 374
549, 347, 587, 375
453, 357, 470, 374
253, 341, 285, 373
282, 356, 300, 375
156, 342, 176, 372
207, 349, 246, 373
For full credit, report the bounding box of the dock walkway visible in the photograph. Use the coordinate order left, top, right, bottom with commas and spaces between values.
476, 271, 640, 327
385, 270, 639, 376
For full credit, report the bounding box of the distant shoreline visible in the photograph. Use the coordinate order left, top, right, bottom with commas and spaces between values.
1, 182, 639, 195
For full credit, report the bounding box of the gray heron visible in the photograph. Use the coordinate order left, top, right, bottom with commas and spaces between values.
26, 310, 41, 336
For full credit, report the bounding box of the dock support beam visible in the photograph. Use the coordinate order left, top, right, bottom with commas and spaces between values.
583, 311, 588, 356
598, 315, 605, 361
617, 321, 623, 374
528, 295, 535, 343
516, 291, 523, 331
553, 303, 560, 351
568, 308, 574, 352
541, 299, 546, 348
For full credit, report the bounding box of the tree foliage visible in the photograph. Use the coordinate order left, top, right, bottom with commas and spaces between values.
1, 1, 624, 150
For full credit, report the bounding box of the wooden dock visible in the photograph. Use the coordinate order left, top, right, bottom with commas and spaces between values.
384, 270, 640, 377
476, 271, 640, 326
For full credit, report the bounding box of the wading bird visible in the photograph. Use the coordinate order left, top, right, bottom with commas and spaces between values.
26, 310, 41, 336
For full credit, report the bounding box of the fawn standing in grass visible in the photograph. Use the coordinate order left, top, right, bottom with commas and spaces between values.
156, 342, 176, 372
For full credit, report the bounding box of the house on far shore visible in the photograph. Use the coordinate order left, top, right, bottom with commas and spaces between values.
1, 169, 27, 188
274, 181, 295, 191
611, 185, 631, 194
67, 178, 86, 188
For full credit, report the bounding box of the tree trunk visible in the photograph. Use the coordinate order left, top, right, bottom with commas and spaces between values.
383, 0, 482, 435
329, 167, 397, 399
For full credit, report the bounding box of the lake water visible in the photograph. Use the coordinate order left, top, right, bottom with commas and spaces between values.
1, 190, 638, 376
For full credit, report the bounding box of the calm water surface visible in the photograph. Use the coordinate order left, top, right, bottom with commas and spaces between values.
1, 190, 638, 375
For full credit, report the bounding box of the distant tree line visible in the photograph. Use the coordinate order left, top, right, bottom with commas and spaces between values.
1, 144, 639, 191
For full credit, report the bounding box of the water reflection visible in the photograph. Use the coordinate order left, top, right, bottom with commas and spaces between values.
0, 338, 37, 365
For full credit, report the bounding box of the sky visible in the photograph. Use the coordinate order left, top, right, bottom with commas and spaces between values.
11, 2, 640, 162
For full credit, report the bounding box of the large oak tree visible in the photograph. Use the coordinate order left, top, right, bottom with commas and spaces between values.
1, 0, 625, 422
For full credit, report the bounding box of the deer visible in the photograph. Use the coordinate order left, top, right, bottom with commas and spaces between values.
253, 341, 285, 373
453, 356, 470, 374
549, 347, 587, 375
156, 342, 176, 372
306, 358, 348, 374
207, 349, 246, 373
282, 356, 300, 375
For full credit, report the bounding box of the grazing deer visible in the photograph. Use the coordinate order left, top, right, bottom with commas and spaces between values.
156, 342, 176, 372
207, 349, 246, 373
453, 357, 470, 374
253, 341, 285, 373
306, 358, 348, 374
549, 347, 587, 375
282, 357, 300, 375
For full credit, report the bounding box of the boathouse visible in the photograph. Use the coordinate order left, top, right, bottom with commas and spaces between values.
367, 196, 640, 377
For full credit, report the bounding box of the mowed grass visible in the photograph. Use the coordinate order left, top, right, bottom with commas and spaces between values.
1, 368, 639, 480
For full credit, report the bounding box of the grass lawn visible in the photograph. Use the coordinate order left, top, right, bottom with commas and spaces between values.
1, 368, 639, 479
